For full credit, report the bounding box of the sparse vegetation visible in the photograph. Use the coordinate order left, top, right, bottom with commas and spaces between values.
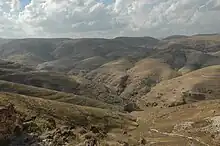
0, 35, 220, 145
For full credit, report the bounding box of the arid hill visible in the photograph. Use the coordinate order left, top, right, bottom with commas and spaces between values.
0, 34, 220, 145
0, 37, 159, 71
0, 93, 137, 145
141, 65, 220, 108
120, 58, 179, 101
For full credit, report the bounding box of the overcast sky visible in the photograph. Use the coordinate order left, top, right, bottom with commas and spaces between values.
0, 0, 220, 38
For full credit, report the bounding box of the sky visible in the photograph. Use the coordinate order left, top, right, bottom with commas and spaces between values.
20, 0, 31, 8
0, 0, 220, 38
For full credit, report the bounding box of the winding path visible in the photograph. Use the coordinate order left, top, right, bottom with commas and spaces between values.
201, 74, 220, 78
150, 128, 210, 146
134, 111, 211, 146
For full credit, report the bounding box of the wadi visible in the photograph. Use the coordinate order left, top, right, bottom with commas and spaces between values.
0, 34, 219, 146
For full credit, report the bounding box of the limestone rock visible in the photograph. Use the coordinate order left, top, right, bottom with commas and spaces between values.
0, 104, 20, 141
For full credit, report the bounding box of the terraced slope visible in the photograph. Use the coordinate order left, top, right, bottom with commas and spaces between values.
141, 65, 220, 107
0, 72, 122, 105
0, 37, 159, 72
0, 92, 136, 128
86, 58, 134, 89
0, 80, 121, 110
151, 44, 220, 72
120, 58, 180, 100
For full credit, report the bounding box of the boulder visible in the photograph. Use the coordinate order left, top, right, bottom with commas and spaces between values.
124, 102, 141, 113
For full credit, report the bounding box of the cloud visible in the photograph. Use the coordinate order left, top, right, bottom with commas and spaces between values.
0, 0, 220, 38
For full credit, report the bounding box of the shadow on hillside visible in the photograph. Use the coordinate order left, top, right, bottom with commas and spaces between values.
0, 133, 41, 146
190, 78, 220, 101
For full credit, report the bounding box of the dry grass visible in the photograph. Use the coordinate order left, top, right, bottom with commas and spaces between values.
166, 34, 220, 42
68, 56, 108, 74
88, 99, 220, 146
87, 58, 134, 87
0, 92, 137, 129
0, 72, 79, 93
120, 58, 180, 100
88, 58, 180, 103
129, 99, 220, 146
188, 35, 220, 42
0, 71, 122, 106
0, 80, 121, 110
142, 65, 220, 107
128, 58, 179, 81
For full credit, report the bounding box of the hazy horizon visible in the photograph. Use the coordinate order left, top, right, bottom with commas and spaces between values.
1, 33, 220, 40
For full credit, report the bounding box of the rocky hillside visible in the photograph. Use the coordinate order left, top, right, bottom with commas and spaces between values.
0, 94, 137, 146
0, 34, 220, 145
141, 65, 220, 108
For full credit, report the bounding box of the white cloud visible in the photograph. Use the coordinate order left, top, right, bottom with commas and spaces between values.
0, 0, 220, 38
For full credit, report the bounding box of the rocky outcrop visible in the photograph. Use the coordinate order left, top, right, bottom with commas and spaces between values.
182, 91, 206, 103
0, 104, 21, 141
116, 74, 129, 95
40, 126, 76, 146
124, 102, 141, 113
